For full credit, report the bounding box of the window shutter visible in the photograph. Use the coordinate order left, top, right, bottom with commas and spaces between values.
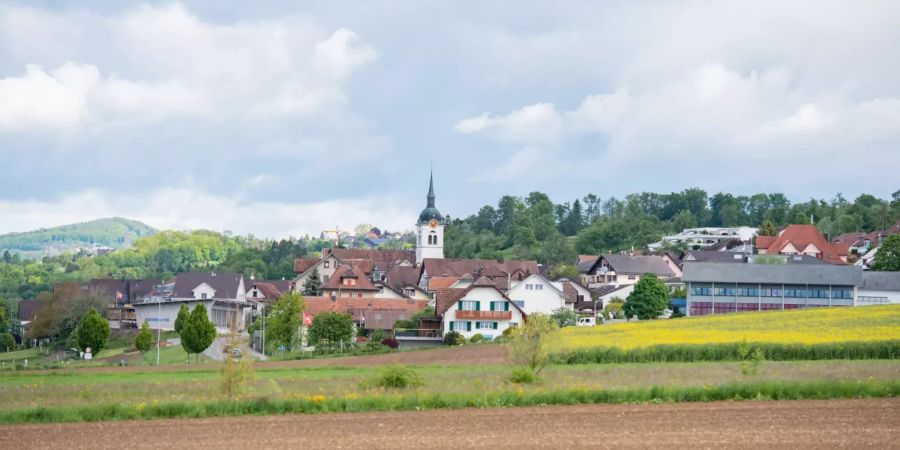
504, 301, 510, 311
466, 322, 472, 331
449, 321, 454, 331
493, 322, 498, 330
476, 301, 481, 311
458, 301, 463, 311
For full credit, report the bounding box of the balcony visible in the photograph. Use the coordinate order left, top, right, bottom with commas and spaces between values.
455, 310, 511, 320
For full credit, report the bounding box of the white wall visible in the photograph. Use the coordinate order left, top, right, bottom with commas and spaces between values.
442, 286, 524, 340
134, 300, 213, 331
507, 275, 568, 314
857, 289, 900, 305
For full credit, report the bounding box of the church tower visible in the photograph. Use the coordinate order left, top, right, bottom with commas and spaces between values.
416, 171, 444, 264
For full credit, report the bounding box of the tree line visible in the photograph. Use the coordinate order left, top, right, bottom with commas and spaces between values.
445, 188, 900, 264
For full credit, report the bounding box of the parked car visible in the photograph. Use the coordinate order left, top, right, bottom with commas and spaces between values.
576, 317, 596, 327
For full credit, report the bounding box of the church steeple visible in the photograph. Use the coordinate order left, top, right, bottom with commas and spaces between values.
417, 170, 442, 225
426, 170, 436, 208
416, 169, 444, 264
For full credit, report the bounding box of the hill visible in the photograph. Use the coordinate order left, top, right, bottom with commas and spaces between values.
0, 217, 157, 256
557, 305, 900, 350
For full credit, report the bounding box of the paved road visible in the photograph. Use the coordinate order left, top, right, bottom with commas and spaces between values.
1, 399, 896, 449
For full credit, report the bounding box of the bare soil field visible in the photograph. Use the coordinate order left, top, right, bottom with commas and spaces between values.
1, 398, 896, 449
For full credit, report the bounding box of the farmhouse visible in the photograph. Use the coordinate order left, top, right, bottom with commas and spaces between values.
433, 276, 526, 340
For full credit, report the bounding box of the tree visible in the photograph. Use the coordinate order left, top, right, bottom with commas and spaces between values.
758, 220, 777, 237
1, 250, 10, 263
308, 311, 353, 345
872, 234, 900, 271
174, 304, 190, 334
508, 314, 558, 375
622, 275, 669, 320
550, 307, 577, 327
550, 263, 580, 280
302, 268, 322, 296
672, 210, 698, 232
134, 321, 153, 353
0, 332, 14, 351
75, 308, 110, 355
181, 304, 216, 362
266, 292, 306, 350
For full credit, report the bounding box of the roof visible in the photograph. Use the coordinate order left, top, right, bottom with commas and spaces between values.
384, 265, 422, 292
682, 262, 862, 286
418, 172, 443, 224
248, 282, 283, 300
17, 299, 41, 322
323, 248, 415, 272
323, 265, 379, 291
422, 258, 539, 281
303, 297, 429, 324
683, 250, 749, 264
590, 284, 631, 298
472, 276, 497, 288
171, 272, 243, 299
755, 235, 776, 249
860, 271, 900, 292
433, 277, 527, 317
293, 258, 319, 274
428, 276, 460, 290
756, 225, 848, 264
599, 254, 674, 276
562, 282, 579, 303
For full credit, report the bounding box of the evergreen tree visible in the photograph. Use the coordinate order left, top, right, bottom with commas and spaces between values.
622, 275, 669, 320
174, 304, 190, 334
134, 321, 154, 353
75, 308, 110, 354
181, 304, 216, 362
758, 220, 777, 237
303, 268, 323, 296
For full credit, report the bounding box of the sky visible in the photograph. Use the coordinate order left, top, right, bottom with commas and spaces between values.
1, 1, 898, 238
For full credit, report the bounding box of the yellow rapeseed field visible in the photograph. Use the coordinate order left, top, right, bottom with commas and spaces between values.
557, 304, 900, 350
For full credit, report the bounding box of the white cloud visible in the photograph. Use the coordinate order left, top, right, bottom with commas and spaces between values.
0, 189, 417, 239
0, 3, 378, 132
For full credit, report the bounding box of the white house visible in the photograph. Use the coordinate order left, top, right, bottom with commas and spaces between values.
507, 274, 572, 314
857, 271, 900, 305
435, 276, 526, 340
133, 272, 249, 332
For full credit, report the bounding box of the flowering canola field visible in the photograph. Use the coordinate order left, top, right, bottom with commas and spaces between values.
557, 305, 900, 350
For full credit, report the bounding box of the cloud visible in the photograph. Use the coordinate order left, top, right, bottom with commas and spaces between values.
0, 188, 417, 239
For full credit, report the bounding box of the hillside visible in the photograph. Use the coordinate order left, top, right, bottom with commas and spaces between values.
0, 217, 156, 256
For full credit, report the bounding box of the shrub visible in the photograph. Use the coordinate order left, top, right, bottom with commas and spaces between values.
308, 312, 353, 345
75, 308, 110, 355
496, 325, 519, 343
362, 364, 423, 389
0, 332, 15, 352
550, 307, 577, 327
362, 342, 389, 353
370, 329, 386, 342
508, 367, 537, 384
443, 331, 464, 346
381, 338, 399, 349
134, 321, 153, 353
508, 313, 558, 375
469, 333, 485, 344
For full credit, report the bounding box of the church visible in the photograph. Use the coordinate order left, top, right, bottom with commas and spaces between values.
415, 172, 444, 264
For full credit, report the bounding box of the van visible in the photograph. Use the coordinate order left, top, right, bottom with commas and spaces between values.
576, 317, 596, 327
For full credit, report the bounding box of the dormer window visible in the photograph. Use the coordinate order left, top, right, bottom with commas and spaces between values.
324, 261, 330, 269
201, 293, 208, 299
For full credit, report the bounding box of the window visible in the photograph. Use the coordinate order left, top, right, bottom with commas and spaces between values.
357, 293, 363, 298
689, 301, 712, 316
535, 284, 544, 290
832, 288, 853, 299
449, 321, 470, 332
627, 275, 636, 280
513, 300, 525, 308
714, 287, 735, 296
476, 321, 498, 330
324, 261, 330, 268
525, 284, 533, 290
201, 293, 207, 299
490, 301, 509, 311
691, 287, 712, 296
322, 275, 329, 283
459, 300, 478, 311
858, 296, 889, 304
404, 288, 415, 296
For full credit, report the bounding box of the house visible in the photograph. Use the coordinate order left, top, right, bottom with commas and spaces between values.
755, 224, 849, 264
132, 272, 249, 332
303, 296, 429, 332
683, 250, 826, 265
578, 254, 675, 288
382, 265, 431, 300
246, 279, 292, 302
683, 262, 859, 316
857, 271, 900, 305
506, 274, 573, 314
292, 248, 416, 290
648, 226, 758, 251
433, 276, 527, 339
833, 232, 881, 255
419, 258, 539, 291
323, 264, 381, 299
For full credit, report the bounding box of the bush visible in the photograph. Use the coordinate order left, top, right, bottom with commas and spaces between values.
508, 367, 537, 384
0, 332, 15, 352
370, 329, 386, 342
443, 331, 464, 346
75, 308, 110, 355
362, 342, 389, 354
134, 321, 153, 353
362, 364, 423, 389
468, 333, 485, 344
550, 307, 577, 327
496, 326, 519, 343
381, 338, 399, 349
308, 312, 353, 345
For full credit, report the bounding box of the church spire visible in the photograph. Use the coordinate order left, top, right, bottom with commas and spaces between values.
426, 169, 435, 208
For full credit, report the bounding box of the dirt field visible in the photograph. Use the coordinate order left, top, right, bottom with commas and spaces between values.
1, 398, 896, 449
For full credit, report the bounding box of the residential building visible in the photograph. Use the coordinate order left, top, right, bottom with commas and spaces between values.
506, 274, 573, 314
755, 224, 849, 264
292, 248, 415, 290
434, 276, 527, 339
578, 254, 675, 288
419, 258, 538, 291
323, 265, 380, 299
857, 271, 900, 305
303, 296, 429, 333
246, 279, 292, 302
132, 272, 249, 332
648, 226, 758, 251
415, 171, 445, 264
683, 262, 860, 316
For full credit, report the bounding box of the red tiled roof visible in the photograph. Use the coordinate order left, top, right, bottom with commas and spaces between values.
384, 265, 422, 291
293, 258, 319, 274
428, 276, 460, 290
303, 297, 428, 322
323, 248, 415, 272
323, 265, 379, 291
422, 258, 538, 281
248, 282, 283, 300
757, 224, 848, 265
755, 235, 776, 249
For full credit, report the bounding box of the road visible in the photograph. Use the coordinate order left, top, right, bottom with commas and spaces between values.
1, 398, 896, 449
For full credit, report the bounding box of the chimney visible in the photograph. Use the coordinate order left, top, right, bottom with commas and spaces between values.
250, 273, 256, 280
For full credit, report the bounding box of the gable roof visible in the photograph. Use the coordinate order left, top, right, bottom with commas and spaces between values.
171, 272, 243, 299
860, 271, 900, 291
323, 265, 379, 291
434, 277, 528, 317
248, 282, 283, 300
594, 254, 674, 276
323, 248, 415, 272
422, 258, 539, 282
303, 296, 429, 323
384, 265, 423, 291
293, 258, 319, 274
758, 224, 848, 264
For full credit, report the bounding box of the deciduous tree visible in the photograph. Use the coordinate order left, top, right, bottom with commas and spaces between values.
623, 275, 669, 320
872, 234, 900, 271
308, 311, 353, 345
75, 308, 110, 355
508, 314, 558, 375
266, 292, 306, 350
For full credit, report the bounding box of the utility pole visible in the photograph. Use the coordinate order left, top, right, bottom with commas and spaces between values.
156, 291, 161, 366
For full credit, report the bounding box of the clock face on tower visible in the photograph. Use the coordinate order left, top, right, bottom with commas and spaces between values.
429, 219, 438, 228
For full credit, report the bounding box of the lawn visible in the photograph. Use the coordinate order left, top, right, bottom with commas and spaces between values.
557, 304, 900, 350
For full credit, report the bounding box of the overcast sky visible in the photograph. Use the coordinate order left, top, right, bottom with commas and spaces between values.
1, 1, 898, 238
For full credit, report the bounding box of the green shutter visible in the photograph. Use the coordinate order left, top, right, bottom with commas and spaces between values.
493, 322, 498, 330
476, 301, 481, 311
504, 301, 510, 311
466, 322, 472, 331
449, 321, 454, 331
490, 302, 495, 311
458, 301, 463, 311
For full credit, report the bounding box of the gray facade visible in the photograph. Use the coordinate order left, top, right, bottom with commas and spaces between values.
682, 262, 861, 316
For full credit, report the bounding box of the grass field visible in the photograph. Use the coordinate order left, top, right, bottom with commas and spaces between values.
557, 304, 900, 350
